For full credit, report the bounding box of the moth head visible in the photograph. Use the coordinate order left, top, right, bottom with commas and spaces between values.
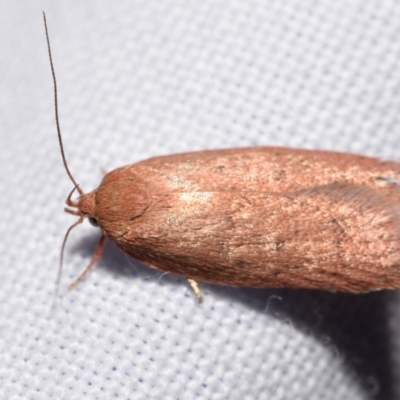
64, 187, 98, 227
56, 186, 100, 288
60, 187, 101, 274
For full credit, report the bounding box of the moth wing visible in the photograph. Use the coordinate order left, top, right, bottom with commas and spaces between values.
125, 183, 400, 291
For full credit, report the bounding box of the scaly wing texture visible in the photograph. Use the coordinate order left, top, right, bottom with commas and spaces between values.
94, 148, 400, 292
131, 146, 400, 194
113, 183, 400, 292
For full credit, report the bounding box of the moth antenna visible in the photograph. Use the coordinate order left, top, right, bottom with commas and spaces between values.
51, 216, 84, 311
43, 12, 83, 195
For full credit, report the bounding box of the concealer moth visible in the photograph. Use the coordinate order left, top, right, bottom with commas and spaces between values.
44, 13, 400, 301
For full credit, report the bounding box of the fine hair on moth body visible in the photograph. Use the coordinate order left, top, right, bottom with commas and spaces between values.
44, 13, 400, 303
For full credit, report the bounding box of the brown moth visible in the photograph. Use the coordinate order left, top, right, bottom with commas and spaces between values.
44, 14, 400, 298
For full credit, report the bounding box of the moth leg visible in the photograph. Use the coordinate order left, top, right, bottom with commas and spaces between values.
187, 278, 203, 303
374, 175, 400, 186
68, 235, 106, 290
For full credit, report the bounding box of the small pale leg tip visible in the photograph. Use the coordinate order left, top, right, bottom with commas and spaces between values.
187, 278, 203, 303
67, 280, 80, 291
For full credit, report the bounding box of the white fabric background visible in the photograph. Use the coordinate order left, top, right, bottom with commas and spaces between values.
1, 1, 400, 399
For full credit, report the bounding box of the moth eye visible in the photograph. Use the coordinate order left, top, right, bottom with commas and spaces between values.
88, 217, 99, 227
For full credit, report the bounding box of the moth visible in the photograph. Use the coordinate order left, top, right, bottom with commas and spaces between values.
44, 14, 400, 299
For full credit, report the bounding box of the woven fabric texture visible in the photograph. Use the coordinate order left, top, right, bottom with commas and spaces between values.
1, 1, 400, 399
